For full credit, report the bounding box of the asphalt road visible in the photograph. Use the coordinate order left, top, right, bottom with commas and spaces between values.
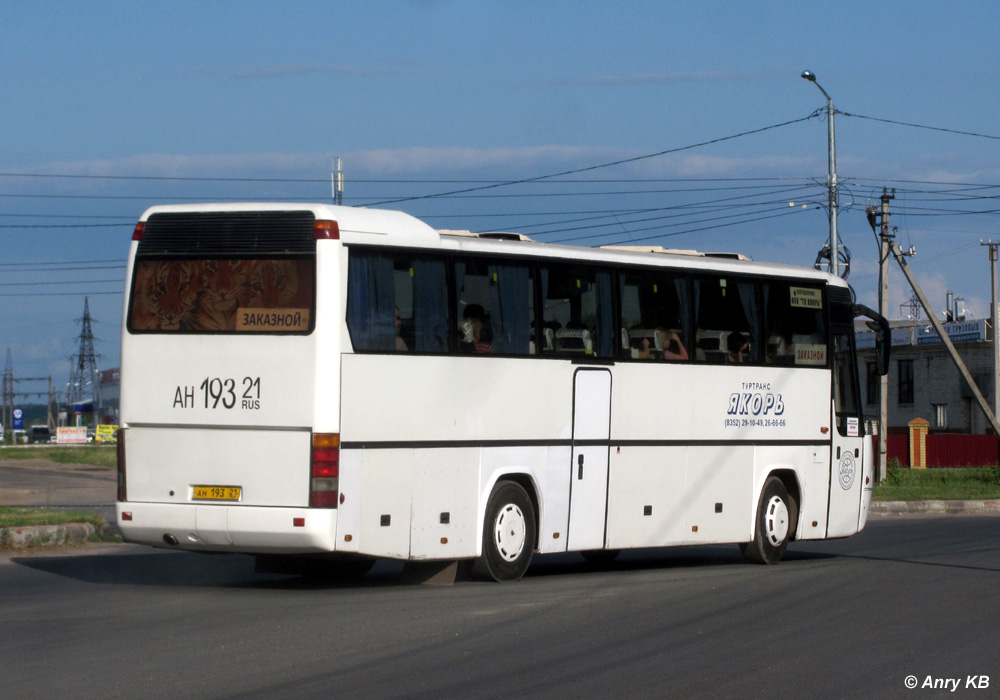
2, 515, 999, 700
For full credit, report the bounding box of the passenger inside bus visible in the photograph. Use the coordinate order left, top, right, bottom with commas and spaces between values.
394, 306, 410, 351
459, 304, 493, 353
767, 331, 794, 364
727, 332, 749, 363
636, 327, 688, 361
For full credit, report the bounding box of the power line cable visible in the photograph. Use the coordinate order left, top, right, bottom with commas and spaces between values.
840, 111, 1000, 140
0, 291, 122, 297
0, 172, 840, 185
0, 259, 121, 266
0, 223, 133, 229
553, 205, 810, 246
520, 194, 821, 239
0, 265, 125, 272
0, 279, 123, 287
364, 111, 822, 206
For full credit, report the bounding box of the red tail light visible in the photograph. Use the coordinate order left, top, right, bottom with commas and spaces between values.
116, 428, 127, 501
310, 433, 339, 508
132, 222, 145, 241
313, 220, 340, 240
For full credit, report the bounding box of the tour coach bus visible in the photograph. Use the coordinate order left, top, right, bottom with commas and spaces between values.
116, 203, 889, 581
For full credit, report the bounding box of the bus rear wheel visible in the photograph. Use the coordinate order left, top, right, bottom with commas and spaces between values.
472, 481, 536, 582
740, 476, 791, 565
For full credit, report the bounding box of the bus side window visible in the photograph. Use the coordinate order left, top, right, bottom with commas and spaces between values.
540, 263, 614, 358
763, 282, 827, 367
693, 276, 760, 364
455, 258, 535, 355
618, 269, 691, 361
347, 249, 449, 353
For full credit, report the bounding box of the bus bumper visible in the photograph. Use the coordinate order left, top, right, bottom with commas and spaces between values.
115, 502, 338, 554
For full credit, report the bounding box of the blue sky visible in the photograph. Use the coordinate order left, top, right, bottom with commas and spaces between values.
3, 0, 1000, 389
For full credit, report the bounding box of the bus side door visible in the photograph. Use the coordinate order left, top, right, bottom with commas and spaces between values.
568, 368, 612, 551
828, 322, 864, 537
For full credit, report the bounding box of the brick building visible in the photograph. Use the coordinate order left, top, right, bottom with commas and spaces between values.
856, 319, 996, 435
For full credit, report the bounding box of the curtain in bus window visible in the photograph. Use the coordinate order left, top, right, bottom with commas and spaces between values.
488, 262, 531, 354
537, 267, 550, 351
347, 253, 395, 351
674, 277, 691, 352
411, 259, 448, 352
692, 280, 707, 362
737, 281, 760, 363
595, 269, 614, 358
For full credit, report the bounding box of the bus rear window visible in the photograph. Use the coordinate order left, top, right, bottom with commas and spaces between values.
127, 258, 315, 333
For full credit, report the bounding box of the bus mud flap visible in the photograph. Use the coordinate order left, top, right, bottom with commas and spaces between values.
400, 560, 461, 586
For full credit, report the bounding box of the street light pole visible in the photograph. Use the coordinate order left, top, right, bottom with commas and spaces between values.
801, 70, 839, 278
983, 241, 1000, 422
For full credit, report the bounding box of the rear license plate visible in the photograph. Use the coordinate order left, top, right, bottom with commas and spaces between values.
192, 486, 242, 501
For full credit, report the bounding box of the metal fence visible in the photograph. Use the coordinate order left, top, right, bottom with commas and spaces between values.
886, 432, 998, 467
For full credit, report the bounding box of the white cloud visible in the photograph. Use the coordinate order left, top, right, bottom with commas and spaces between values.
345, 145, 627, 174
198, 63, 428, 80
32, 146, 634, 179
27, 145, 998, 185
540, 71, 768, 87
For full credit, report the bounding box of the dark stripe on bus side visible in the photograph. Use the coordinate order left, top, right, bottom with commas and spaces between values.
339, 438, 831, 450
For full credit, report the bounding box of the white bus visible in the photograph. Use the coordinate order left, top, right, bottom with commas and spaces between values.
116, 203, 889, 581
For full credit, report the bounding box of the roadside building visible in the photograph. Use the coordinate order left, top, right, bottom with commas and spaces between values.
98, 367, 120, 425
856, 318, 996, 435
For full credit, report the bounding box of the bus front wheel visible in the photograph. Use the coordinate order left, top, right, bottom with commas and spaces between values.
472, 481, 536, 582
740, 476, 791, 565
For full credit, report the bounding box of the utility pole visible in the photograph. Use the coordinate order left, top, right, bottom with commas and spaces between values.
47, 376, 55, 431
866, 189, 896, 482
982, 240, 1000, 424
332, 157, 344, 206
801, 70, 840, 277
2, 349, 11, 443
877, 190, 894, 483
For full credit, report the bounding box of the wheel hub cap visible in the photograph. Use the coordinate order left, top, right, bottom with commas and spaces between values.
764, 495, 789, 545
494, 503, 526, 562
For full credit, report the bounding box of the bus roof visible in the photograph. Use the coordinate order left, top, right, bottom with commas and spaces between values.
136, 202, 845, 288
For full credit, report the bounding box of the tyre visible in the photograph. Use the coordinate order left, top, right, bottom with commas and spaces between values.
740, 476, 792, 565
472, 481, 536, 582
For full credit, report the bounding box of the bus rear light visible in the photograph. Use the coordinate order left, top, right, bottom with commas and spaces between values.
117, 428, 127, 502
132, 222, 145, 241
313, 220, 340, 240
121, 512, 133, 521
310, 433, 339, 508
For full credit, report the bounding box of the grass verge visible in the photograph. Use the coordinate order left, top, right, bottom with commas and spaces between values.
0, 507, 106, 528
0, 444, 116, 469
0, 508, 118, 549
873, 463, 1000, 501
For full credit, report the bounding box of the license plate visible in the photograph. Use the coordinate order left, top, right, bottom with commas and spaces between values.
192, 485, 242, 501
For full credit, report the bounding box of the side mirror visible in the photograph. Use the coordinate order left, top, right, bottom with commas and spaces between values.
856, 304, 890, 375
